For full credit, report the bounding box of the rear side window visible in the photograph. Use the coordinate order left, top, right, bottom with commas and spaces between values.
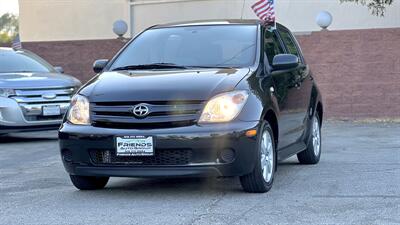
278, 28, 301, 58
264, 30, 284, 65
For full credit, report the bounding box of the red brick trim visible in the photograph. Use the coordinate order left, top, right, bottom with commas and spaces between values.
22, 39, 126, 82
296, 28, 400, 119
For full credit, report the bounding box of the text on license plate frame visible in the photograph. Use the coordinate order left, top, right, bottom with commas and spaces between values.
115, 136, 154, 156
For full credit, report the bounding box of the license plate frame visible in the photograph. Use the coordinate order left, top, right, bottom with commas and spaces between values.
115, 136, 154, 157
42, 105, 61, 116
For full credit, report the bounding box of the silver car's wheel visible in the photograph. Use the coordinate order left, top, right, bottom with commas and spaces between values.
261, 130, 274, 183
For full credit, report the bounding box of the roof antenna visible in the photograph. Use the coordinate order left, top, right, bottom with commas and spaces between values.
240, 0, 246, 19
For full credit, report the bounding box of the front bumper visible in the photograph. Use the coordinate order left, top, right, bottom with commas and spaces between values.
0, 97, 64, 133
59, 121, 260, 177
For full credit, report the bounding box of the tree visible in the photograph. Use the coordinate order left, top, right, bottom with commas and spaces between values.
340, 0, 394, 16
0, 13, 19, 44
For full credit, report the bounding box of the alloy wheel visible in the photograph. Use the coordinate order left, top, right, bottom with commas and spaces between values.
260, 130, 274, 183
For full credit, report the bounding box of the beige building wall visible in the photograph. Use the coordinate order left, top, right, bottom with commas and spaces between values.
19, 0, 400, 42
19, 0, 130, 42
273, 0, 400, 32
131, 0, 400, 34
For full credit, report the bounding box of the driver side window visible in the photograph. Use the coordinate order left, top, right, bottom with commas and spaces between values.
264, 30, 284, 65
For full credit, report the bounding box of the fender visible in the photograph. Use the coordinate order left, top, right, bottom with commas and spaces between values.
236, 73, 280, 123
308, 82, 324, 120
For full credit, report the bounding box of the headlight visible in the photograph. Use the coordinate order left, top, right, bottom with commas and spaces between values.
67, 95, 90, 125
199, 90, 249, 123
0, 88, 15, 97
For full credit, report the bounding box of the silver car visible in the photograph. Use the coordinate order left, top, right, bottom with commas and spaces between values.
0, 48, 81, 134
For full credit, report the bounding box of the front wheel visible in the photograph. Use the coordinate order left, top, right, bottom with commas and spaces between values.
69, 175, 109, 190
240, 122, 276, 193
297, 114, 321, 164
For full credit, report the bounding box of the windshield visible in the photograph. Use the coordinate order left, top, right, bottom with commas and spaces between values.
110, 25, 258, 70
0, 51, 54, 73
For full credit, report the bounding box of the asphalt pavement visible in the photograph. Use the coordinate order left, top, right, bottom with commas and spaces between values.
0, 121, 399, 225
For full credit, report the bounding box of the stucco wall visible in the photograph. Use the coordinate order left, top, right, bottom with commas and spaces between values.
131, 0, 400, 35
19, 0, 130, 42
19, 0, 400, 42
21, 28, 400, 119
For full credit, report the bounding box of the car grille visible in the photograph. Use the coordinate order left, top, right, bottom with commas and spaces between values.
89, 149, 193, 166
11, 87, 75, 121
91, 101, 204, 129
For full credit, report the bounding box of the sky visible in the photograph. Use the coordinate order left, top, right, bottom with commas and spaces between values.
0, 0, 19, 16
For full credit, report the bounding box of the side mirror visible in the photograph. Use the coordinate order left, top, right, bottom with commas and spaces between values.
93, 59, 109, 73
272, 54, 299, 71
54, 66, 64, 74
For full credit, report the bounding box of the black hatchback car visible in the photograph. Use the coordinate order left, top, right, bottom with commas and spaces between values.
59, 20, 323, 193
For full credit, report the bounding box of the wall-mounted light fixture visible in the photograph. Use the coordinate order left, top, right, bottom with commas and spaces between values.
113, 20, 128, 40
316, 11, 333, 30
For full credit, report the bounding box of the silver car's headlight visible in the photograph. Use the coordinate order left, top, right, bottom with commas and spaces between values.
199, 90, 249, 123
67, 95, 90, 125
0, 88, 15, 97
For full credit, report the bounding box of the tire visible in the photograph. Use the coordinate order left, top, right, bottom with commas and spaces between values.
297, 113, 321, 164
69, 175, 109, 190
240, 122, 276, 193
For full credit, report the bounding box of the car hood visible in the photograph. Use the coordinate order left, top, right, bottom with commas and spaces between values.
0, 72, 81, 89
80, 68, 250, 102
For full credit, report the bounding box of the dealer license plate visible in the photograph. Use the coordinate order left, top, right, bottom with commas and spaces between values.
42, 105, 61, 116
116, 136, 154, 156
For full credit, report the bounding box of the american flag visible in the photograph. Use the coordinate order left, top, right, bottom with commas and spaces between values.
11, 34, 22, 50
251, 0, 275, 24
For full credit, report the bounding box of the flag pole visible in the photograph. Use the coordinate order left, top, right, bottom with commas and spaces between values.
273, 0, 276, 29
241, 0, 246, 19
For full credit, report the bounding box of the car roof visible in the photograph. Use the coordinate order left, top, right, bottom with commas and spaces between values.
152, 19, 280, 28
0, 47, 31, 54
0, 48, 39, 59
0, 47, 15, 52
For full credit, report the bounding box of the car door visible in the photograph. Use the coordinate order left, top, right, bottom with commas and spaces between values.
262, 28, 302, 149
276, 25, 313, 146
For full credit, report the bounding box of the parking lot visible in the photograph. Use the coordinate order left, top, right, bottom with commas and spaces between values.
0, 121, 399, 225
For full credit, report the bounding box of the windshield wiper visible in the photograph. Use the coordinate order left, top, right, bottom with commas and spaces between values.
112, 63, 188, 71
186, 65, 234, 69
